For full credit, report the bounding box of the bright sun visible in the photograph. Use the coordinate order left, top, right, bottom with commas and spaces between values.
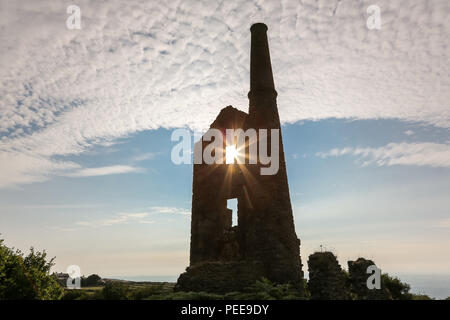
226, 145, 238, 164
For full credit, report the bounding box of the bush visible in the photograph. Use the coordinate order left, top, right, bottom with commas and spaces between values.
61, 289, 85, 300
0, 239, 63, 300
381, 274, 413, 300
411, 294, 433, 300
220, 278, 303, 300
146, 291, 224, 300
81, 274, 102, 287
140, 278, 303, 300
102, 281, 129, 300
129, 284, 165, 300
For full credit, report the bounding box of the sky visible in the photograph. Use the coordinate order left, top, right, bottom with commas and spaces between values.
0, 0, 449, 297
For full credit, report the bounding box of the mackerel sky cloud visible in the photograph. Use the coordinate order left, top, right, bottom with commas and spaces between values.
317, 142, 450, 168
0, 0, 449, 187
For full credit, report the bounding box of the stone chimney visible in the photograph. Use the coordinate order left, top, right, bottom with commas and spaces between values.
248, 23, 278, 116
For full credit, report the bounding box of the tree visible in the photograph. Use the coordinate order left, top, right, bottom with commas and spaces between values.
0, 238, 63, 300
81, 274, 102, 287
381, 273, 413, 300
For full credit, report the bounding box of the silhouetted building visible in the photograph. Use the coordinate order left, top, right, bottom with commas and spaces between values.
176, 23, 304, 294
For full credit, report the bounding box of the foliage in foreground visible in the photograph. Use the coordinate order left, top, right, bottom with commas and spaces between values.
0, 239, 63, 300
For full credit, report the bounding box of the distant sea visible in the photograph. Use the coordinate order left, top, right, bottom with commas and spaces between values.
109, 274, 450, 299
396, 274, 450, 300
107, 275, 178, 283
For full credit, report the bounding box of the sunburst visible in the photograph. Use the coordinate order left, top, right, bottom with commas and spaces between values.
225, 145, 239, 164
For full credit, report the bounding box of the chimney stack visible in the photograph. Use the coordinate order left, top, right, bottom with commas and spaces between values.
248, 23, 277, 115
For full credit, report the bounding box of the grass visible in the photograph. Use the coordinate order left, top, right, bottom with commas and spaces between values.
61, 278, 304, 300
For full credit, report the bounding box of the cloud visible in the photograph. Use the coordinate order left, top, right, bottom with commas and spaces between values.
67, 165, 143, 177
0, 0, 449, 187
0, 151, 80, 188
72, 207, 189, 228
317, 142, 450, 168
149, 206, 191, 215
4, 203, 103, 209
437, 219, 450, 228
292, 153, 306, 159
76, 212, 154, 227
130, 152, 159, 162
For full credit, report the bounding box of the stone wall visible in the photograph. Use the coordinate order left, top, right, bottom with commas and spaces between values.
307, 252, 350, 300
347, 258, 391, 300
175, 261, 266, 294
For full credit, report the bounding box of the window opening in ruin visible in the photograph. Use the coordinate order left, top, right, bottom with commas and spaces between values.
226, 145, 238, 164
227, 198, 238, 227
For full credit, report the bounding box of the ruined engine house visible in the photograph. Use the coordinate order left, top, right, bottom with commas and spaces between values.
176, 23, 304, 294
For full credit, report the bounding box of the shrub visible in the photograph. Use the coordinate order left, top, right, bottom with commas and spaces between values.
381, 273, 413, 300
141, 278, 303, 300
239, 277, 303, 300
129, 284, 165, 300
61, 289, 85, 300
0, 238, 63, 300
81, 274, 102, 287
411, 294, 433, 300
102, 281, 129, 300
145, 291, 224, 300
